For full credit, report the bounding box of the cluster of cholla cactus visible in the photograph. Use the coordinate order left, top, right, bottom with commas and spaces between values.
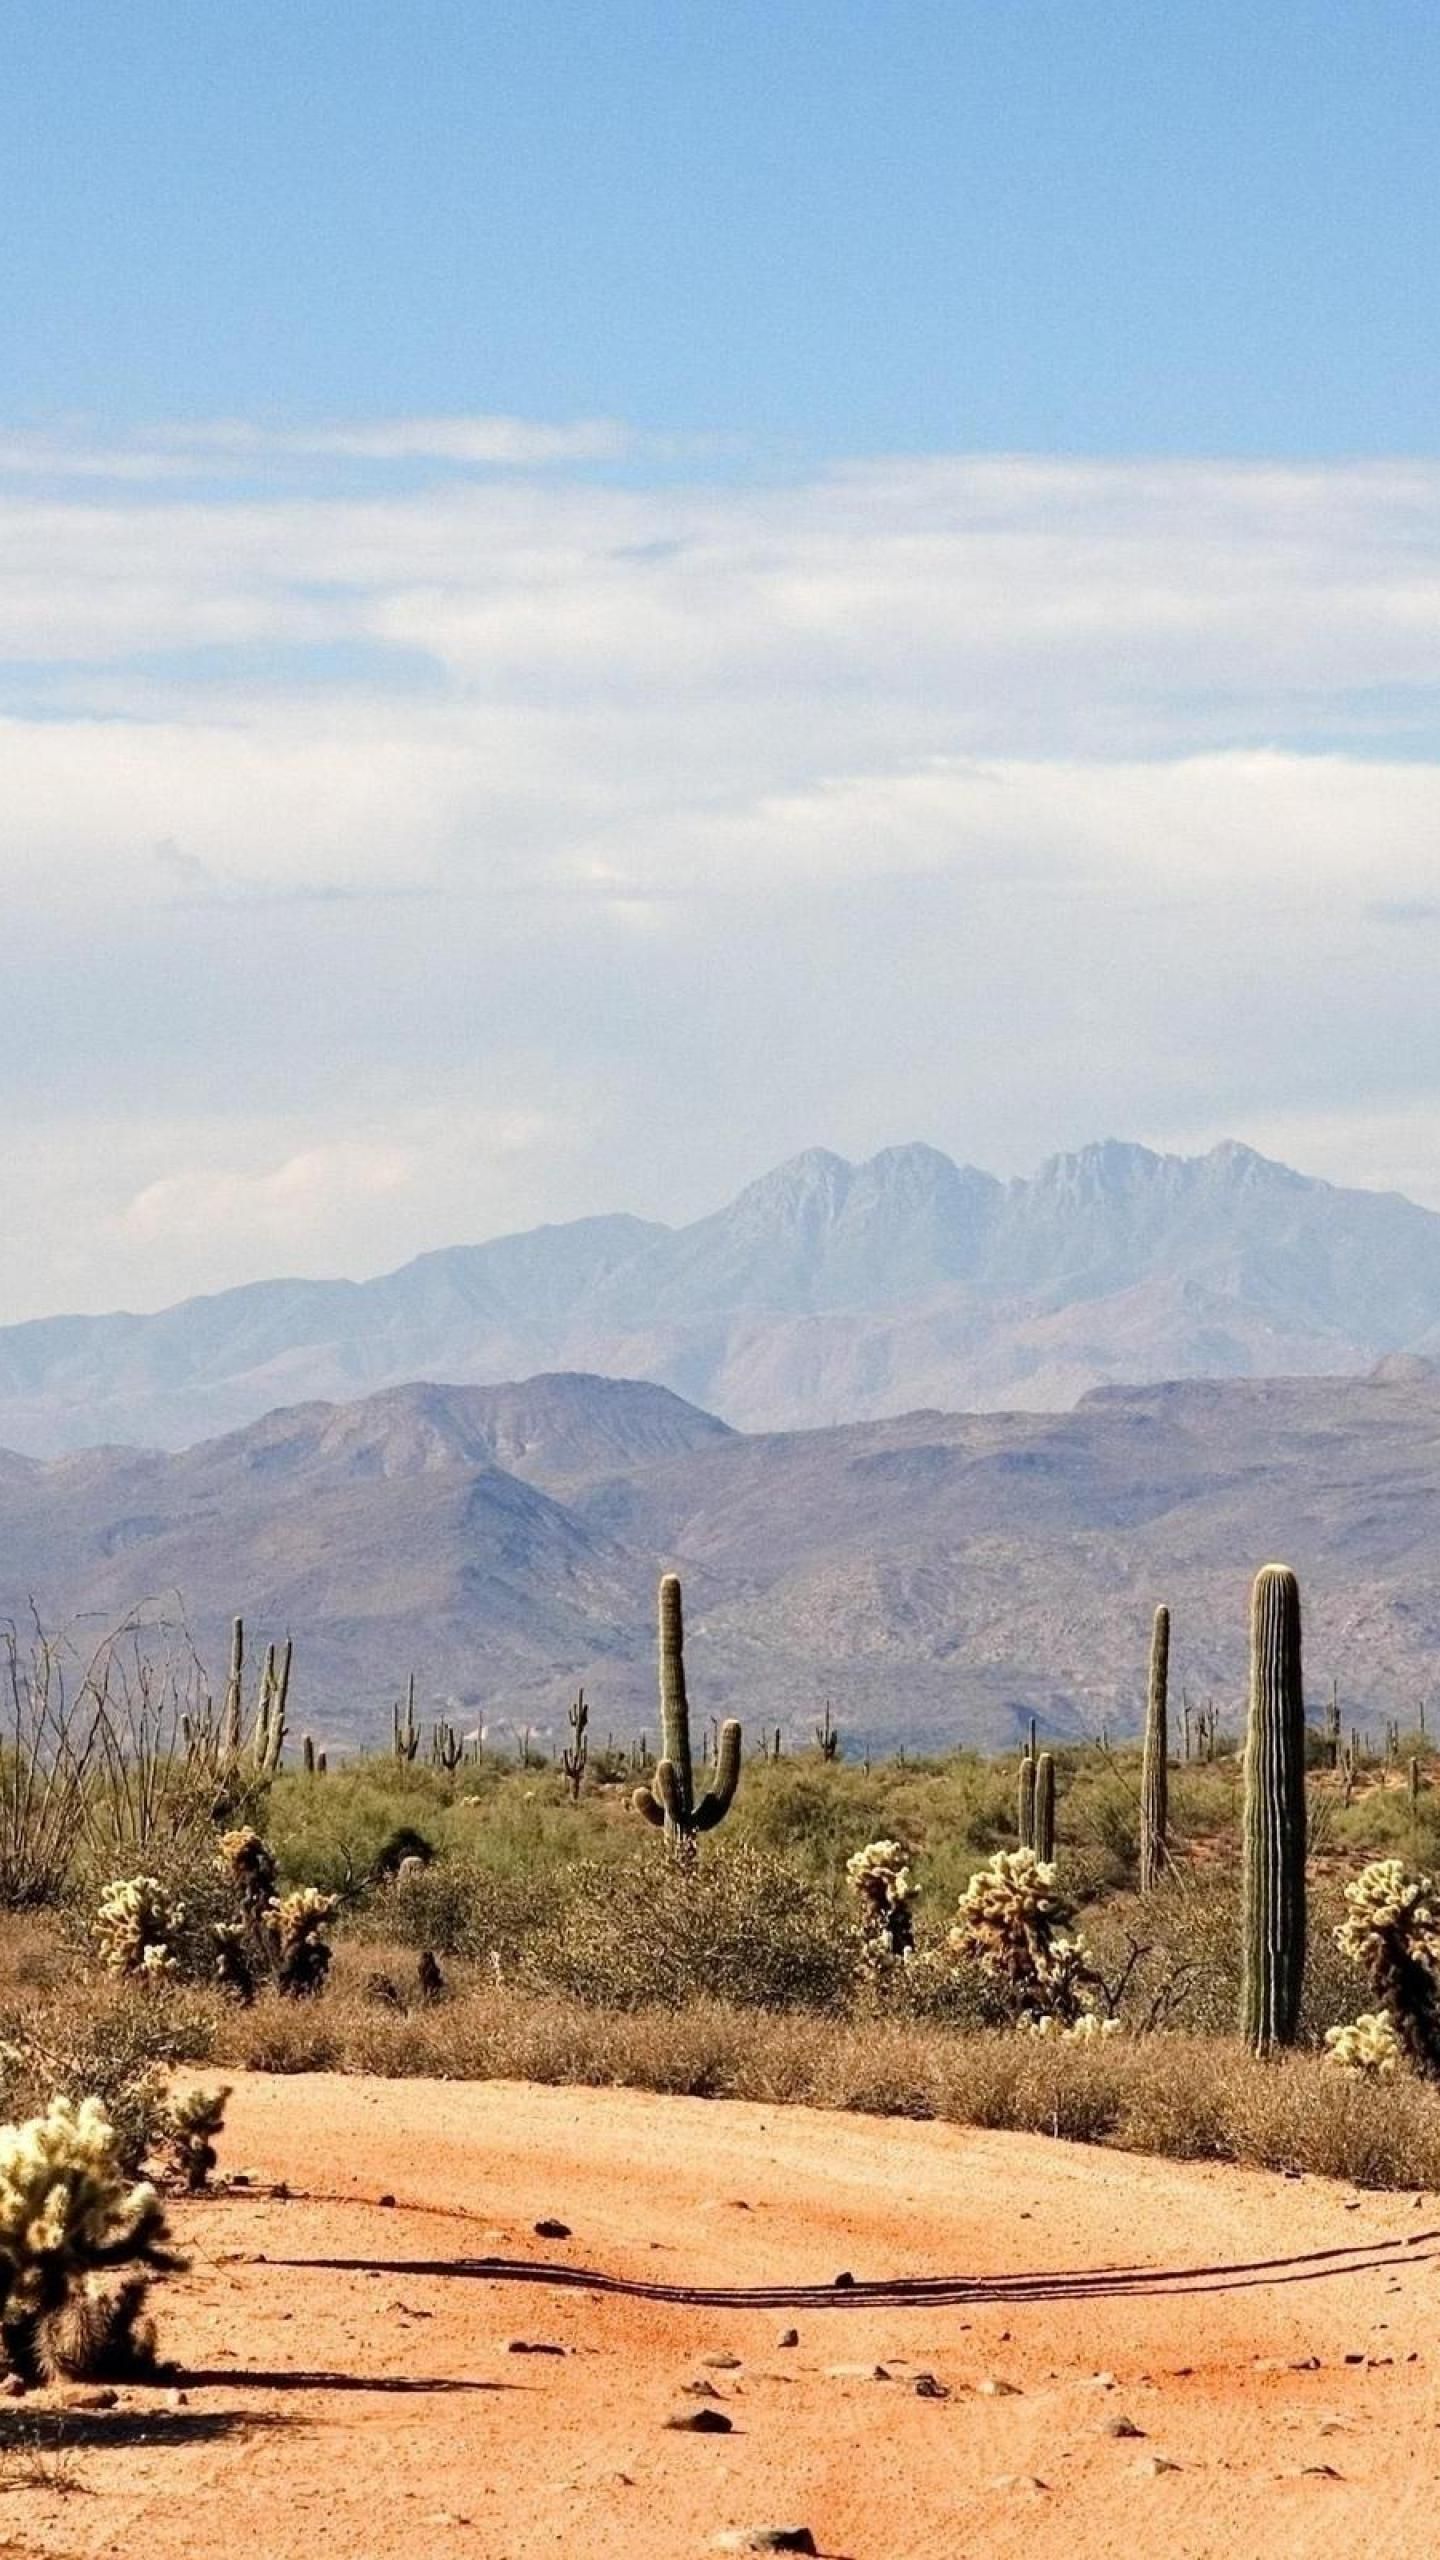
1332, 1857, 1440, 2076
93, 1877, 185, 1981
265, 1887, 338, 1998
209, 1831, 335, 2001
0, 2095, 177, 2384
1024, 2010, 1122, 2044
217, 1824, 278, 1917
1324, 2010, 1404, 2079
632, 1574, 741, 1854
845, 1839, 916, 1961
163, 2085, 231, 2192
949, 1847, 1099, 2028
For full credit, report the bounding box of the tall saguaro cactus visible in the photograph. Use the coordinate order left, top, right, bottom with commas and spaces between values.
1240, 1564, 1308, 2053
1139, 1604, 1170, 1894
1034, 1751, 1056, 1863
1017, 1752, 1037, 1851
632, 1573, 741, 1851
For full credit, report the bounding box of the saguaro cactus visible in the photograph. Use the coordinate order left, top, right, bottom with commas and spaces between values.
1240, 1564, 1308, 2053
561, 1688, 589, 1801
632, 1574, 741, 1851
1017, 1752, 1036, 1852
1139, 1604, 1170, 1894
392, 1675, 419, 1765
1034, 1751, 1056, 1863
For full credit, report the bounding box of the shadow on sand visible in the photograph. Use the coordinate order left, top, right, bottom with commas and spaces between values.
267, 2226, 1440, 2313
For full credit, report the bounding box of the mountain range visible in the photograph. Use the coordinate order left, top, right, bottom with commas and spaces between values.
5, 1362, 1440, 1753
7, 1137, 1440, 1456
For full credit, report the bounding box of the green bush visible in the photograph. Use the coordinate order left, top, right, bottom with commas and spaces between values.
522, 1846, 860, 2013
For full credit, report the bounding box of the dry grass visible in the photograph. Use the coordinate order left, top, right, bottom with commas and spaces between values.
194, 1953, 1440, 2190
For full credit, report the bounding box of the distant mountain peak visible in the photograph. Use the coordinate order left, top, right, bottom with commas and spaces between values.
7, 1133, 1440, 1454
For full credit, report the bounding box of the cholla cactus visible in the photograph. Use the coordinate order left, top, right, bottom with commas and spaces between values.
1334, 1858, 1440, 2076
949, 1848, 1099, 2027
212, 1920, 257, 2005
0, 2095, 174, 2382
217, 1826, 277, 1917
94, 1878, 184, 1980
1324, 2011, 1403, 2078
1024, 2011, 1122, 2044
845, 1840, 917, 1960
266, 1888, 338, 1998
164, 2086, 230, 2192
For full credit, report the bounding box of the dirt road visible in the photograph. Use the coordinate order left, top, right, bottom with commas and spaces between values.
6, 2072, 1439, 2559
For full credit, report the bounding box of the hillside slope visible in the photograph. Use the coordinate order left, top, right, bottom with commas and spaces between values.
5, 1364, 1440, 1752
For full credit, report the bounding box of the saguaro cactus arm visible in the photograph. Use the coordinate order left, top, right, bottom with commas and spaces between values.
693, 1720, 742, 1830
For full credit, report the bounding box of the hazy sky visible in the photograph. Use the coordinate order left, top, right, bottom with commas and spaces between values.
4, 3, 1440, 1320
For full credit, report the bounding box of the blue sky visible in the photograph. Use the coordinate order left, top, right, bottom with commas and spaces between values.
3, 6, 1440, 1324
6, 0, 1440, 458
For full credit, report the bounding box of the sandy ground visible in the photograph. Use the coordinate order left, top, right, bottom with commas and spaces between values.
2, 2073, 1439, 2560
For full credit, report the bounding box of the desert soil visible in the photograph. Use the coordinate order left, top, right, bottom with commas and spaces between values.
4, 2072, 1439, 2560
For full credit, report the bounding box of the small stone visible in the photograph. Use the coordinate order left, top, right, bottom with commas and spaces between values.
165, 2387, 189, 2410
682, 2379, 724, 2398
1290, 2356, 1321, 2371
775, 2327, 799, 2349
832, 2270, 856, 2288
666, 2406, 734, 2433
0, 2375, 25, 2399
377, 2192, 397, 2208
913, 2373, 950, 2399
506, 2339, 565, 2355
1106, 2416, 1146, 2439
1344, 2352, 1365, 2365
703, 2352, 743, 2369
825, 2363, 890, 2381
534, 2218, 571, 2240
1140, 2456, 1181, 2477
62, 2384, 118, 2410
978, 2376, 1021, 2397
712, 2533, 818, 2555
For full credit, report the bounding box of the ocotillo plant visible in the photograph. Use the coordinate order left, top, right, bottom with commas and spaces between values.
392, 1676, 419, 1765
1240, 1563, 1308, 2054
1034, 1751, 1056, 1863
1139, 1603, 1170, 1894
561, 1687, 589, 1802
632, 1572, 741, 1852
1017, 1750, 1036, 1852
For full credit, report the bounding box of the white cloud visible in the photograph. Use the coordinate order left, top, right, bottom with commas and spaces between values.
2, 432, 1440, 1317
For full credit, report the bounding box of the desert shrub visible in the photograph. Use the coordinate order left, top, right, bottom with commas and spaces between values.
522, 1846, 859, 2013
356, 1860, 549, 1962
0, 1979, 217, 2174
